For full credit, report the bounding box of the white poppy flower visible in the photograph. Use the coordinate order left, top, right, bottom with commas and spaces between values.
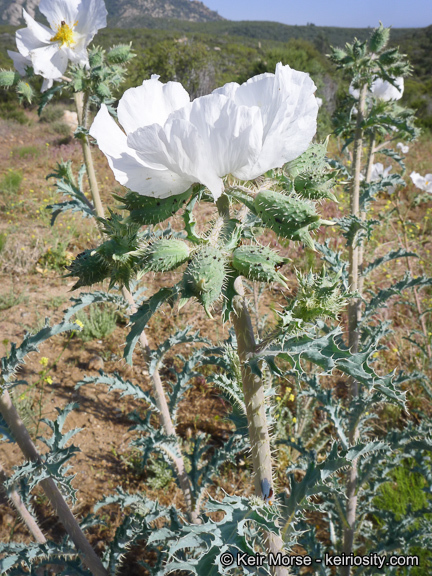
396, 142, 409, 154
410, 171, 432, 193
12, 0, 107, 89
316, 96, 323, 108
90, 64, 318, 200
370, 163, 392, 181
349, 77, 404, 101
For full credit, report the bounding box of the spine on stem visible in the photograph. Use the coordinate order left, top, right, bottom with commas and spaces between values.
342, 83, 368, 576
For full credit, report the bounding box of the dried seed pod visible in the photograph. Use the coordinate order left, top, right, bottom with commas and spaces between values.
182, 245, 226, 317
232, 245, 288, 288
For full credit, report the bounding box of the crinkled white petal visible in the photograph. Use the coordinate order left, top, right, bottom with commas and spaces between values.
39, 0, 81, 30
410, 171, 425, 190
7, 50, 31, 76
31, 43, 68, 79
372, 77, 404, 101
234, 64, 318, 179
128, 93, 264, 200
16, 10, 52, 56
75, 0, 107, 43
118, 77, 190, 136
90, 105, 192, 198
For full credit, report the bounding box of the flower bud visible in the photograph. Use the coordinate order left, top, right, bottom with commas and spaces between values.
232, 245, 288, 288
116, 189, 191, 226
182, 245, 226, 317
254, 190, 320, 249
139, 239, 190, 273
369, 23, 390, 53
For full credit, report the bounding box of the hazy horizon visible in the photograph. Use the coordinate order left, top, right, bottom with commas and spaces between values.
203, 0, 432, 28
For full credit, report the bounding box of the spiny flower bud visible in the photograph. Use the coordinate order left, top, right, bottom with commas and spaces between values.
182, 245, 226, 317
106, 44, 134, 64
286, 140, 329, 179
369, 22, 390, 53
138, 239, 190, 273
95, 82, 112, 100
67, 250, 110, 290
0, 70, 19, 88
254, 190, 320, 249
115, 189, 191, 226
232, 245, 289, 288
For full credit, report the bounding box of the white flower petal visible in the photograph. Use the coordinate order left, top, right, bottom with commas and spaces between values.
90, 105, 191, 198
7, 50, 31, 76
39, 0, 80, 30
396, 142, 409, 154
372, 77, 404, 101
118, 77, 190, 135
410, 171, 425, 190
236, 64, 318, 179
16, 10, 52, 56
75, 0, 107, 42
41, 77, 54, 92
30, 43, 68, 79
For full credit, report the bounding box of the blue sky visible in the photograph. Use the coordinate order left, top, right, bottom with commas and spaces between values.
203, 0, 432, 28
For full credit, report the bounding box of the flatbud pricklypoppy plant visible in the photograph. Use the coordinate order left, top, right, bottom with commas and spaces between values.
1, 13, 432, 576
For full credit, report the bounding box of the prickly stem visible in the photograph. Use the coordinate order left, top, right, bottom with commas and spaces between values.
0, 460, 46, 544
218, 190, 288, 576
0, 390, 109, 576
343, 82, 368, 576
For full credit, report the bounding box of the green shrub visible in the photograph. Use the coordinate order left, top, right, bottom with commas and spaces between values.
51, 121, 71, 137
0, 169, 22, 197
37, 242, 72, 272
0, 101, 29, 124
74, 304, 118, 342
39, 104, 65, 123
12, 145, 40, 159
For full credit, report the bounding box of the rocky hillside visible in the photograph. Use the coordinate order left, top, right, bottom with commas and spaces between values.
0, 0, 224, 26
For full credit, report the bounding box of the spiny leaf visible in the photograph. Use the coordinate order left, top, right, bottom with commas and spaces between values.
125, 285, 180, 364
362, 248, 418, 277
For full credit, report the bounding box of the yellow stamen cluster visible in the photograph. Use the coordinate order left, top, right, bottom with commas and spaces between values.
50, 21, 76, 47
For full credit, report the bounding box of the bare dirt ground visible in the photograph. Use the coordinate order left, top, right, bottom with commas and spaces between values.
1, 105, 431, 572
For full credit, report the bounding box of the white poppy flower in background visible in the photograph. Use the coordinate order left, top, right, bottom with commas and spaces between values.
410, 171, 432, 193
10, 0, 107, 91
396, 142, 409, 154
90, 64, 318, 200
349, 77, 404, 101
370, 162, 393, 181
316, 96, 323, 108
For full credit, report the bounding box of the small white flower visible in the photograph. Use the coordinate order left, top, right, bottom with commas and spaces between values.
349, 77, 404, 102
396, 142, 409, 154
370, 162, 392, 181
10, 0, 107, 90
90, 64, 318, 200
410, 171, 432, 193
316, 96, 323, 108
